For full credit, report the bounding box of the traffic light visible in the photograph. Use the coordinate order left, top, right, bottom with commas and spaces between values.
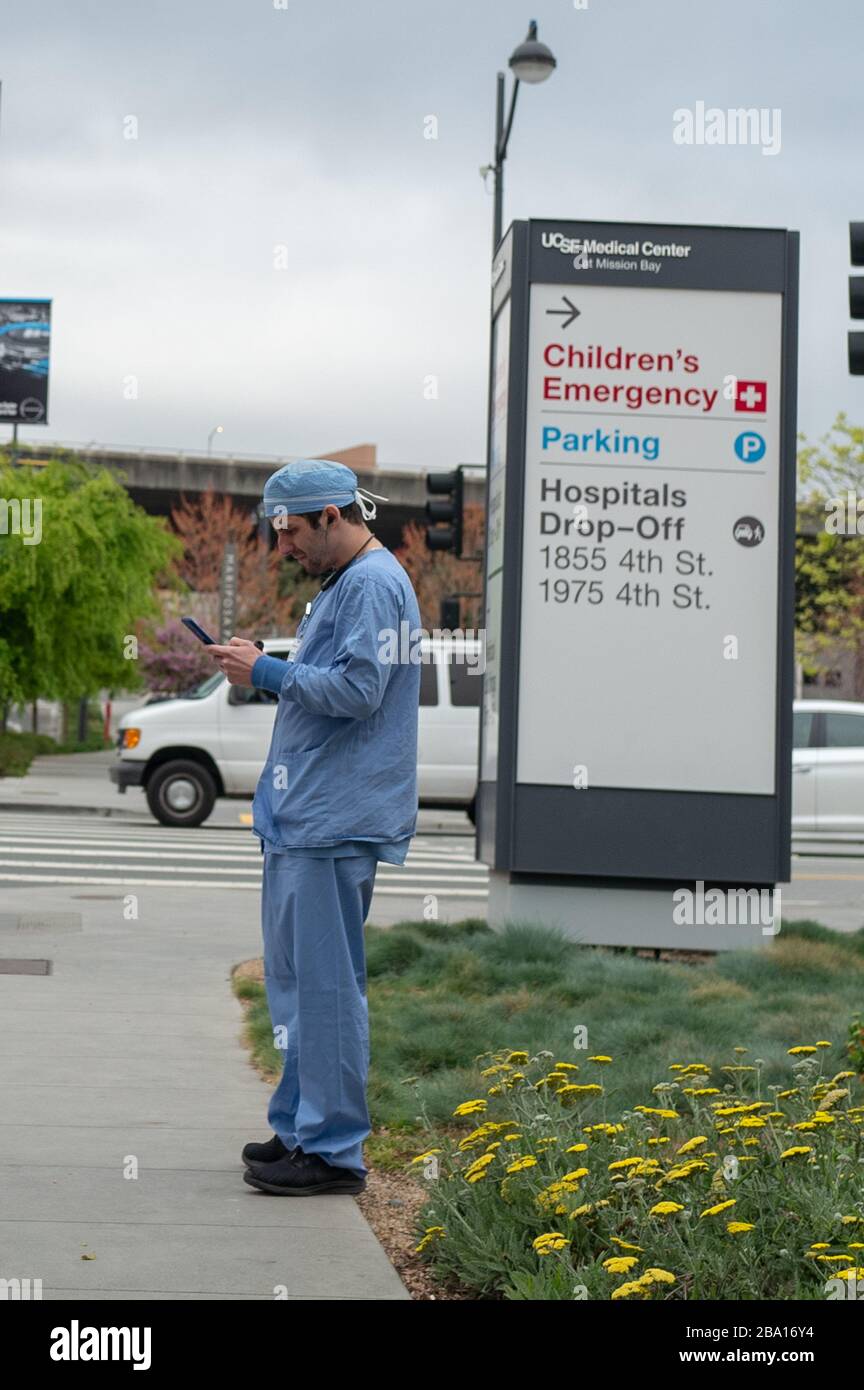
425, 467, 464, 555
440, 596, 460, 629
849, 222, 864, 374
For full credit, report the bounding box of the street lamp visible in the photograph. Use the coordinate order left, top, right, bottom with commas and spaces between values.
484, 20, 557, 254
207, 424, 224, 454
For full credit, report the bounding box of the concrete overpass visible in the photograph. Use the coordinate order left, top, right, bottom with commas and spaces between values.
11, 440, 486, 550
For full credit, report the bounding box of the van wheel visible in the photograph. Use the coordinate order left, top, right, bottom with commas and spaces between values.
466, 792, 477, 826
146, 760, 216, 827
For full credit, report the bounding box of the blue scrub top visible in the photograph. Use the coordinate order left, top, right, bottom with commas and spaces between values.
250, 547, 422, 856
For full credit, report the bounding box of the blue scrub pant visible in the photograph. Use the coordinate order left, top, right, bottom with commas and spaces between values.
260, 850, 378, 1179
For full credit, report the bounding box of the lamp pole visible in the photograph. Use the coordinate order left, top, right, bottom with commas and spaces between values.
489, 19, 557, 255
207, 424, 224, 454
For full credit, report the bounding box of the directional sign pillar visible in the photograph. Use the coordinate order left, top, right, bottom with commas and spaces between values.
477, 219, 799, 950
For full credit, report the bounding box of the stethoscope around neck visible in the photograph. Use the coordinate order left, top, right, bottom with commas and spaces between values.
297, 534, 377, 635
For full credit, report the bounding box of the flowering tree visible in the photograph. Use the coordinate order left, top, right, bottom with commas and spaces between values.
137, 622, 216, 696
135, 489, 312, 693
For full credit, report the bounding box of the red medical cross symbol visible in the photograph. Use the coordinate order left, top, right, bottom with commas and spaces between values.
735, 380, 767, 413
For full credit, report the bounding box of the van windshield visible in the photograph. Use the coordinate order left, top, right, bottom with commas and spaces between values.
181, 671, 225, 700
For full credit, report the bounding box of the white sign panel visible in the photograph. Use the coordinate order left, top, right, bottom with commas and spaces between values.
480, 296, 511, 781
517, 281, 782, 794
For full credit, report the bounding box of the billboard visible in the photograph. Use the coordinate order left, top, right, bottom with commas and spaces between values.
477, 219, 799, 886
0, 298, 52, 424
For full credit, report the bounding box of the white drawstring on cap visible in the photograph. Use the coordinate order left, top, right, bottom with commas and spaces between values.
354, 487, 389, 520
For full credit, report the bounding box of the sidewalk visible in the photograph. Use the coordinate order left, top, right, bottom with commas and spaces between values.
0, 886, 410, 1300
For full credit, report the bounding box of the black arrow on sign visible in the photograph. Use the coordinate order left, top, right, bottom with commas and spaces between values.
545, 296, 580, 330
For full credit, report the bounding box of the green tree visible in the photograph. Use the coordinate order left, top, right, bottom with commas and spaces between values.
0, 451, 180, 710
796, 414, 864, 695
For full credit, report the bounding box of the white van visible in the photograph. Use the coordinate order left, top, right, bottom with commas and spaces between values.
109, 636, 481, 828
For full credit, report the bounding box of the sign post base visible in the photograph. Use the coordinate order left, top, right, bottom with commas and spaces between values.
487, 871, 777, 952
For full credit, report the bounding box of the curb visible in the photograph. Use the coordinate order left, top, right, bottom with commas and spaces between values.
0, 799, 477, 836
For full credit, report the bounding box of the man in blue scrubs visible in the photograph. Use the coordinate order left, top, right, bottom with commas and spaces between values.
209, 460, 421, 1196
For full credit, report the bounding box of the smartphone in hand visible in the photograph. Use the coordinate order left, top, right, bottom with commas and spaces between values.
181, 617, 265, 652
181, 617, 217, 645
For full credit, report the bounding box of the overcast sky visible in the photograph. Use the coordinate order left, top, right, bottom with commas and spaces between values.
0, 0, 860, 469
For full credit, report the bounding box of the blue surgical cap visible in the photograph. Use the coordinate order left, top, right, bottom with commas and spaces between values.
262, 459, 387, 521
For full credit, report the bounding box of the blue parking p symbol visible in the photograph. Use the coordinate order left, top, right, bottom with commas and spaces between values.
734, 431, 766, 463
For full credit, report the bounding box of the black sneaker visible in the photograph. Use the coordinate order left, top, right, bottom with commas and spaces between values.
241, 1134, 299, 1166
243, 1149, 366, 1196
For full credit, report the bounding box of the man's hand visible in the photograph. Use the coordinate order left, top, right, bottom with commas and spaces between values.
209, 637, 262, 685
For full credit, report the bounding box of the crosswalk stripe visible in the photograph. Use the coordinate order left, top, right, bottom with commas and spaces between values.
0, 814, 489, 899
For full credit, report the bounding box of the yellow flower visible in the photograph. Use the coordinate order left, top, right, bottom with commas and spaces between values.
700, 1199, 737, 1218
777, 1089, 799, 1099
588, 1055, 613, 1063
464, 1154, 495, 1183
569, 1200, 610, 1218
640, 1268, 676, 1286
726, 1222, 755, 1235
690, 1088, 721, 1096
787, 1046, 817, 1056
831, 1072, 855, 1083
633, 1106, 680, 1119
557, 1083, 603, 1097
533, 1232, 570, 1254
648, 1137, 671, 1146
415, 1226, 445, 1252
835, 1267, 864, 1280
737, 1117, 766, 1129
410, 1148, 443, 1164
661, 1160, 710, 1182
565, 1143, 589, 1154
603, 1255, 640, 1274
779, 1145, 813, 1160
609, 1236, 644, 1252
678, 1136, 708, 1154
815, 1041, 832, 1047
611, 1279, 650, 1301
554, 1061, 579, 1071
561, 1168, 590, 1183
650, 1201, 684, 1216
506, 1155, 537, 1173
632, 1159, 661, 1176
809, 1243, 831, 1250
609, 1157, 643, 1171
506, 1051, 529, 1063
453, 1099, 487, 1116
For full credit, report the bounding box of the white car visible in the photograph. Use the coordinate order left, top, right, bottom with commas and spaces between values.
793, 698, 864, 832
110, 636, 481, 828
